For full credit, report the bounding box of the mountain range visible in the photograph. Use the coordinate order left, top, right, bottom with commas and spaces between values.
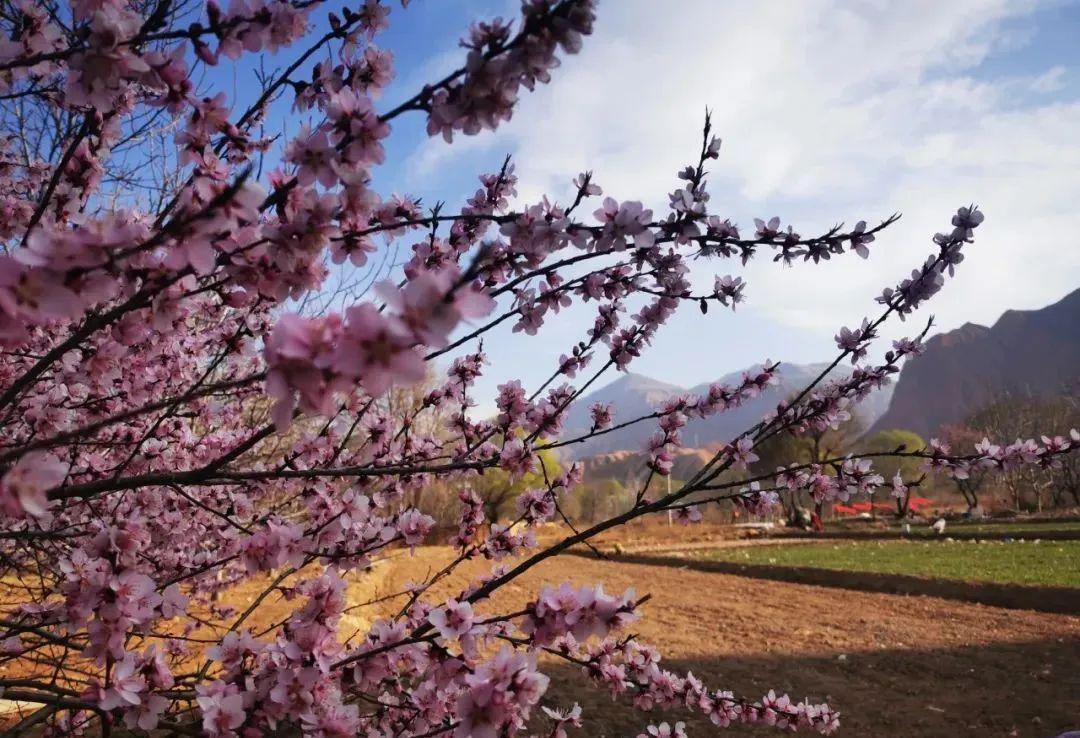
560, 363, 894, 460
869, 287, 1080, 437
561, 287, 1080, 461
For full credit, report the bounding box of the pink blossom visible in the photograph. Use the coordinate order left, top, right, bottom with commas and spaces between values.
517, 488, 556, 523
196, 681, 246, 738
285, 127, 339, 187
849, 220, 875, 258
727, 438, 759, 470
455, 648, 550, 738
890, 472, 909, 500
264, 313, 344, 429
334, 304, 426, 396
593, 198, 655, 251
639, 722, 687, 738
0, 255, 84, 323
376, 267, 495, 349
123, 693, 169, 731
498, 439, 536, 478
396, 508, 435, 547
543, 703, 584, 738
428, 599, 475, 640
1, 451, 67, 517
97, 654, 145, 711
589, 402, 614, 431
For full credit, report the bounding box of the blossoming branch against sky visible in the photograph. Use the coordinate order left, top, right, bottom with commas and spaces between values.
5, 1, 1080, 734
265, 0, 1076, 407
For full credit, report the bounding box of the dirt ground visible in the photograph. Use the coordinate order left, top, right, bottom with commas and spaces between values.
370, 546, 1080, 738
4, 536, 1077, 737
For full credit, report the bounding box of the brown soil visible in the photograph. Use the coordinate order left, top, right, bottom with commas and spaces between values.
371, 546, 1080, 738
6, 541, 1078, 737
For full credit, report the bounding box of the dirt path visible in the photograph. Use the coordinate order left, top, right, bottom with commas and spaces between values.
369, 547, 1080, 738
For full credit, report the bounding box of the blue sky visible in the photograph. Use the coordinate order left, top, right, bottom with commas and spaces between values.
239, 0, 1080, 409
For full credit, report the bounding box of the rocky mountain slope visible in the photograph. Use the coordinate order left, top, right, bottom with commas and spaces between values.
560, 362, 893, 459
869, 288, 1080, 437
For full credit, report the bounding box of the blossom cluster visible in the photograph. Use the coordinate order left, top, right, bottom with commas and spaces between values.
646, 367, 778, 476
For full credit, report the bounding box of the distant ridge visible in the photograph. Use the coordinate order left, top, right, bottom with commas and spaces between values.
559, 363, 893, 459
869, 287, 1080, 437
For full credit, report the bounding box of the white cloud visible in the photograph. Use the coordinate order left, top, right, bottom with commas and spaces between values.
406, 0, 1079, 391
1031, 64, 1067, 92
